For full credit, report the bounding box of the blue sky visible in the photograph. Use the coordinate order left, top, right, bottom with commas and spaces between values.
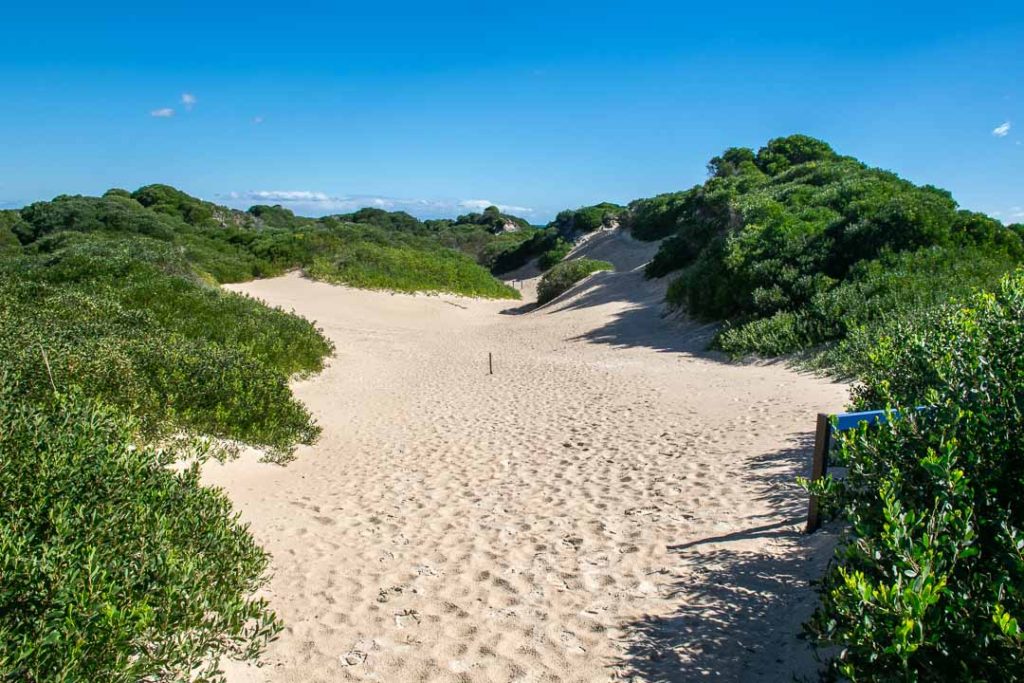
1, 1, 1022, 222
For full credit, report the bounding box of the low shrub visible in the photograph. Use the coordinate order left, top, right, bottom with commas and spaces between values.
307, 239, 519, 299
0, 212, 22, 255
536, 258, 613, 305
714, 247, 1018, 366
0, 393, 280, 682
0, 234, 332, 456
807, 269, 1024, 679
548, 203, 624, 236
485, 228, 561, 275
537, 239, 572, 271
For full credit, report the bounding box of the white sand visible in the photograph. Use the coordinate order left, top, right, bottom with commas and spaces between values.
211, 230, 847, 682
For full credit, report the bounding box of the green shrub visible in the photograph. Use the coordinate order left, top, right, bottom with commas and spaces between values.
487, 228, 560, 274
627, 190, 696, 241
536, 258, 613, 305
473, 229, 537, 270
453, 205, 531, 232
714, 247, 1018, 364
13, 189, 524, 300
0, 234, 332, 456
640, 135, 1022, 363
131, 183, 226, 228
0, 393, 280, 682
332, 207, 422, 233
548, 203, 624, 236
306, 239, 519, 299
0, 212, 23, 255
537, 238, 572, 271
807, 269, 1024, 679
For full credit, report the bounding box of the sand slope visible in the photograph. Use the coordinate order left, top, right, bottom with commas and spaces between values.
211, 232, 847, 682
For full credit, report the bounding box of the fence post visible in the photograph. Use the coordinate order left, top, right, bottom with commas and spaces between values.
805, 412, 832, 533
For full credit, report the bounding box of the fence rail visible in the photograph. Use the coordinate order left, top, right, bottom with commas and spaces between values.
805, 408, 909, 532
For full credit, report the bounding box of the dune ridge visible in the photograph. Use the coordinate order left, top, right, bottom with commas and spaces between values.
210, 231, 847, 682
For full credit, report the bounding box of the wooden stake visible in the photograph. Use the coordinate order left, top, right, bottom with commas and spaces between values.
488, 352, 493, 375
40, 345, 57, 394
805, 413, 832, 533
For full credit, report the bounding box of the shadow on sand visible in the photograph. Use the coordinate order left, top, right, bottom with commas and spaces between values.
611, 435, 836, 682
547, 267, 724, 359
496, 228, 726, 357
500, 301, 539, 315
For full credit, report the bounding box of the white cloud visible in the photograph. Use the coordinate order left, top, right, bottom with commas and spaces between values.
237, 190, 331, 202
458, 199, 497, 211
993, 121, 1011, 137
218, 191, 535, 218
252, 116, 264, 124
458, 199, 534, 214
181, 93, 197, 111
150, 108, 175, 118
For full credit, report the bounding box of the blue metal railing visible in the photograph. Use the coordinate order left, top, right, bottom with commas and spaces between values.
805, 407, 926, 532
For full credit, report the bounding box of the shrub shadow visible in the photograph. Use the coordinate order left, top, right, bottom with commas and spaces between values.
611, 436, 836, 682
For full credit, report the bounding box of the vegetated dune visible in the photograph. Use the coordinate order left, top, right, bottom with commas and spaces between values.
208, 227, 847, 682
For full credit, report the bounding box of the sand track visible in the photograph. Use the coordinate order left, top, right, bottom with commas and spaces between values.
211, 233, 846, 682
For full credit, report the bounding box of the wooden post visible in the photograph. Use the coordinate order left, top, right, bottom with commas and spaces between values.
805, 413, 832, 533
489, 352, 493, 375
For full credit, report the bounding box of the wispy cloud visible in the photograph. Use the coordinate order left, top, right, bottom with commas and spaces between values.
218, 190, 535, 219
252, 116, 264, 124
181, 93, 197, 111
238, 190, 331, 202
150, 108, 175, 118
458, 199, 534, 214
993, 121, 1011, 137
990, 206, 1024, 223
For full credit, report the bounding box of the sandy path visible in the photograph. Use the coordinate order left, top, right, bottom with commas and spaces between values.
210, 231, 847, 682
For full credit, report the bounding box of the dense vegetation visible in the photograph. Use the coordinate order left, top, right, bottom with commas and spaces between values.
633, 135, 1023, 370
536, 258, 614, 305
0, 232, 331, 455
0, 197, 332, 675
548, 202, 625, 237
306, 234, 518, 298
807, 270, 1024, 679
0, 394, 280, 682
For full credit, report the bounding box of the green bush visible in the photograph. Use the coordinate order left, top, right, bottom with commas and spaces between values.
537, 238, 572, 271
807, 270, 1024, 679
0, 233, 332, 456
13, 190, 525, 298
306, 239, 519, 299
0, 212, 23, 255
453, 205, 531, 233
486, 228, 560, 274
715, 247, 1018, 366
637, 135, 1022, 363
132, 183, 219, 227
333, 207, 422, 233
548, 203, 624, 236
473, 229, 537, 270
0, 393, 280, 682
536, 258, 613, 305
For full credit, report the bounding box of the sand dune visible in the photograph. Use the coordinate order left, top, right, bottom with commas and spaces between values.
211, 232, 847, 682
